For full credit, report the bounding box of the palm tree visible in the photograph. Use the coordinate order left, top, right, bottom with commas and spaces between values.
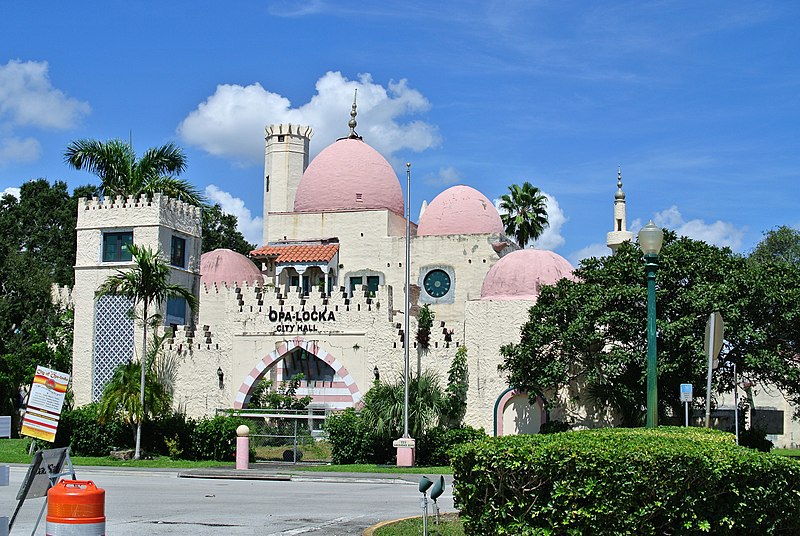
499, 181, 549, 248
64, 139, 203, 206
96, 243, 197, 459
98, 361, 171, 445
361, 370, 445, 439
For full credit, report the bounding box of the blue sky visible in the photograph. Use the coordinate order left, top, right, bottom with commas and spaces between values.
1, 1, 798, 265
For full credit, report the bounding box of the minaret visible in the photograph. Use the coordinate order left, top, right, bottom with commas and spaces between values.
263, 123, 313, 244
606, 166, 634, 253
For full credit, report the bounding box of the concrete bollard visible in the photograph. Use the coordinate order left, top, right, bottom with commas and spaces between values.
236, 425, 250, 470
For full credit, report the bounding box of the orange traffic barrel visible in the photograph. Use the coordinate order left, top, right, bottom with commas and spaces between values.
46, 479, 105, 535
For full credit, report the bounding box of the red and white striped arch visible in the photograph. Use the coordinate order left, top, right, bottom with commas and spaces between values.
233, 336, 363, 409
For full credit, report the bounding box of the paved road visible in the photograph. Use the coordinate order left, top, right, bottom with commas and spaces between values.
1, 465, 455, 535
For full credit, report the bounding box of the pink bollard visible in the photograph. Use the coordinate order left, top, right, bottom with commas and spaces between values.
236, 425, 250, 470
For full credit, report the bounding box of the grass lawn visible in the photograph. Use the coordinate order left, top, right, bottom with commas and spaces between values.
0, 438, 232, 468
773, 448, 800, 458
374, 513, 464, 535
0, 438, 452, 473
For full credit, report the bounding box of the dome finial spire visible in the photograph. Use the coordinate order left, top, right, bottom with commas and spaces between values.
348, 89, 360, 139
615, 164, 625, 200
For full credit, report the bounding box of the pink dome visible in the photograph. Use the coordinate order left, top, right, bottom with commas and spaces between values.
480, 249, 575, 300
417, 185, 505, 236
293, 138, 404, 215
200, 249, 263, 288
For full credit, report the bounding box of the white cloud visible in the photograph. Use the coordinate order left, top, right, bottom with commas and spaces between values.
424, 166, 462, 186
177, 71, 439, 166
0, 60, 90, 130
0, 137, 41, 165
652, 205, 745, 251
532, 193, 567, 250
205, 185, 263, 245
494, 190, 566, 250
2, 186, 21, 199
569, 243, 610, 266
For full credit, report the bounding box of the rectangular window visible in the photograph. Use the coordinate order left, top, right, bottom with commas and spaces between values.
290, 275, 300, 288
349, 276, 363, 294
171, 236, 186, 268
367, 276, 380, 293
166, 296, 187, 326
102, 232, 133, 262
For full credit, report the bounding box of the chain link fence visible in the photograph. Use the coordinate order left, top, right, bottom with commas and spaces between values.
218, 408, 332, 463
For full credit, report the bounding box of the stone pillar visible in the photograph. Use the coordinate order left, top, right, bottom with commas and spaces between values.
236, 425, 250, 470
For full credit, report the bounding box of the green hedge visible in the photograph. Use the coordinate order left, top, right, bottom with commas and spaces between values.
54, 406, 249, 461
54, 403, 130, 456
325, 408, 486, 465
450, 427, 800, 535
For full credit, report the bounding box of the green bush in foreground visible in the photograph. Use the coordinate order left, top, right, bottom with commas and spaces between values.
451, 427, 800, 535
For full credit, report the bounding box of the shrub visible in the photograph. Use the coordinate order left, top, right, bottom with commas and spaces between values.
450, 427, 800, 535
417, 426, 487, 466
538, 419, 570, 434
55, 403, 130, 456
189, 415, 250, 461
324, 408, 371, 464
142, 412, 196, 458
738, 426, 773, 452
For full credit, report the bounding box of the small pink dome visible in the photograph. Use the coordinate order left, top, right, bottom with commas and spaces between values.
200, 249, 263, 288
417, 185, 504, 236
293, 138, 404, 215
480, 249, 575, 300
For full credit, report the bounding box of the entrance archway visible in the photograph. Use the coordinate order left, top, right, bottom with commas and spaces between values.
233, 337, 363, 409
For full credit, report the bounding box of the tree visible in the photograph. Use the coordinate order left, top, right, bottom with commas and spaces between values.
500, 232, 800, 427
416, 304, 434, 350
65, 139, 203, 206
0, 181, 92, 428
96, 243, 197, 459
360, 370, 446, 440
248, 373, 312, 409
201, 204, 255, 255
499, 181, 549, 248
444, 345, 469, 427
750, 225, 800, 266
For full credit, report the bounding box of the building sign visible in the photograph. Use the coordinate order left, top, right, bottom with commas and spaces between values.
20, 366, 70, 443
267, 308, 337, 334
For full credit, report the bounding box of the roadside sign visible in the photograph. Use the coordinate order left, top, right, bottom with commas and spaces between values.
0, 416, 10, 438
680, 384, 693, 402
704, 312, 724, 427
20, 366, 70, 443
704, 312, 724, 369
9, 447, 76, 533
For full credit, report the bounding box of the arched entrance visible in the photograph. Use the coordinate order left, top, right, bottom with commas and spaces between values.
493, 388, 547, 436
233, 337, 362, 410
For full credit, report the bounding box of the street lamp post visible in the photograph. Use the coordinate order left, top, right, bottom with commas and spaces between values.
638, 221, 664, 428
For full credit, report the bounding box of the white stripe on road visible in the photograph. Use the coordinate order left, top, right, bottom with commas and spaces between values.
265, 515, 366, 535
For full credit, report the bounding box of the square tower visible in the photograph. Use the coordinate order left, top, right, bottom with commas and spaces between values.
262, 124, 313, 244
71, 194, 202, 406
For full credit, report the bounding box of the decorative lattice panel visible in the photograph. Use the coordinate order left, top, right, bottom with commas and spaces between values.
92, 295, 135, 401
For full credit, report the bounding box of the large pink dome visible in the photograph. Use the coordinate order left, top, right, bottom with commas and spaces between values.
200, 249, 263, 288
417, 185, 505, 236
293, 138, 404, 215
480, 249, 575, 300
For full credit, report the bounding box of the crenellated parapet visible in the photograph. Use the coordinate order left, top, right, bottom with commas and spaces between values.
264, 123, 314, 139
77, 193, 201, 237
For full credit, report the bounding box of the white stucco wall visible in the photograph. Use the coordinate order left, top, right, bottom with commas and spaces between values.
72, 194, 201, 407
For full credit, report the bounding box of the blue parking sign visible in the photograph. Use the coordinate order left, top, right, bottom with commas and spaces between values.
680, 383, 693, 402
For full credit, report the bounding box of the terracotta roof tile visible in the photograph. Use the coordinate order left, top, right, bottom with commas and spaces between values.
251, 243, 339, 264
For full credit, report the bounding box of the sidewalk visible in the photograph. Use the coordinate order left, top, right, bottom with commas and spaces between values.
178, 462, 439, 485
